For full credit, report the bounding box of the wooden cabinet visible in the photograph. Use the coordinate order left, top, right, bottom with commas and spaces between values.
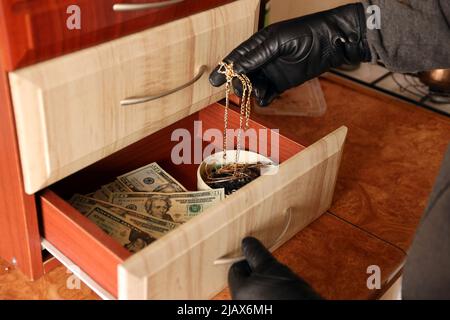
0, 0, 232, 71
0, 0, 242, 284
0, 0, 348, 299
9, 0, 259, 194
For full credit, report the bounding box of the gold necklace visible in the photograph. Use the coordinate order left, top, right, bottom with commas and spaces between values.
217, 62, 253, 164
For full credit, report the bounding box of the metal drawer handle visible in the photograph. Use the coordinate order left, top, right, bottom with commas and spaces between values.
214, 208, 293, 265
120, 65, 207, 106
113, 0, 185, 12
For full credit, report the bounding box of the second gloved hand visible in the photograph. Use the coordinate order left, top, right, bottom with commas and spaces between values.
210, 3, 371, 106
228, 237, 323, 300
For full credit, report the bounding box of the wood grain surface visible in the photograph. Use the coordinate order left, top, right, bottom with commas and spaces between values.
245, 78, 450, 252
1, 211, 405, 300
252, 79, 328, 117
0, 257, 98, 300
214, 212, 405, 300
0, 61, 42, 280
0, 0, 232, 71
9, 0, 259, 195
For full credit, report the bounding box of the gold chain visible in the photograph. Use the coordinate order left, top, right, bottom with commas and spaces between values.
217, 62, 253, 164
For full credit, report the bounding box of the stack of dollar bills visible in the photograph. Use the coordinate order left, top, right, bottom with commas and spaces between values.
70, 163, 224, 253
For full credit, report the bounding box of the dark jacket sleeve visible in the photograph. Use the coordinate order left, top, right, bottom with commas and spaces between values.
361, 0, 450, 73
402, 144, 450, 299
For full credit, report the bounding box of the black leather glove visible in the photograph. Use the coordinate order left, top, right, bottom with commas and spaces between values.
210, 3, 371, 106
228, 237, 323, 300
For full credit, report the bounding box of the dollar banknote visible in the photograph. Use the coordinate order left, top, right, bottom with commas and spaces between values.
109, 181, 132, 193
92, 188, 109, 201
85, 206, 156, 253
101, 181, 132, 201
70, 193, 98, 215
70, 194, 179, 235
70, 162, 224, 251
110, 189, 225, 223
91, 181, 132, 202
116, 162, 187, 193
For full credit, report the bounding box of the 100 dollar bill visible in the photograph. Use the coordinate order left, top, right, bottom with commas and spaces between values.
110, 189, 225, 223
117, 162, 187, 193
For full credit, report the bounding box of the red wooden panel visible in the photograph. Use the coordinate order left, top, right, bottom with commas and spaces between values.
40, 190, 131, 296
42, 255, 62, 274
0, 0, 233, 71
199, 103, 305, 164
0, 61, 42, 279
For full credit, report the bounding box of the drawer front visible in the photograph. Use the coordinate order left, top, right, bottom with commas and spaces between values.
9, 0, 260, 195
0, 0, 232, 70
118, 126, 347, 299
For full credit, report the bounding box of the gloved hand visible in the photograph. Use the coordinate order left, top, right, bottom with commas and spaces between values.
228, 237, 323, 300
210, 3, 371, 106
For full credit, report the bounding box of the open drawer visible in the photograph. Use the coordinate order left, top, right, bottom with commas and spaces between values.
39, 102, 347, 299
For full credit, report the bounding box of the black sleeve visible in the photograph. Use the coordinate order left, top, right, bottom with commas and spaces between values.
362, 0, 450, 73
402, 144, 450, 299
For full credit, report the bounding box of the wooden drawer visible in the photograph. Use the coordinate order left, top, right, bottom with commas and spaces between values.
9, 0, 260, 195
0, 0, 232, 70
39, 103, 347, 299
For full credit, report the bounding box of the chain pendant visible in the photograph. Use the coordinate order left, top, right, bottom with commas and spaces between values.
217, 62, 253, 165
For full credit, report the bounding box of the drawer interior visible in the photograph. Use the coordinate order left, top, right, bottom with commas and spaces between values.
40, 102, 305, 296
50, 103, 305, 199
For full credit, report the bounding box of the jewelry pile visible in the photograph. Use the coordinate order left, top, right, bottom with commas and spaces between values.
203, 62, 272, 194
